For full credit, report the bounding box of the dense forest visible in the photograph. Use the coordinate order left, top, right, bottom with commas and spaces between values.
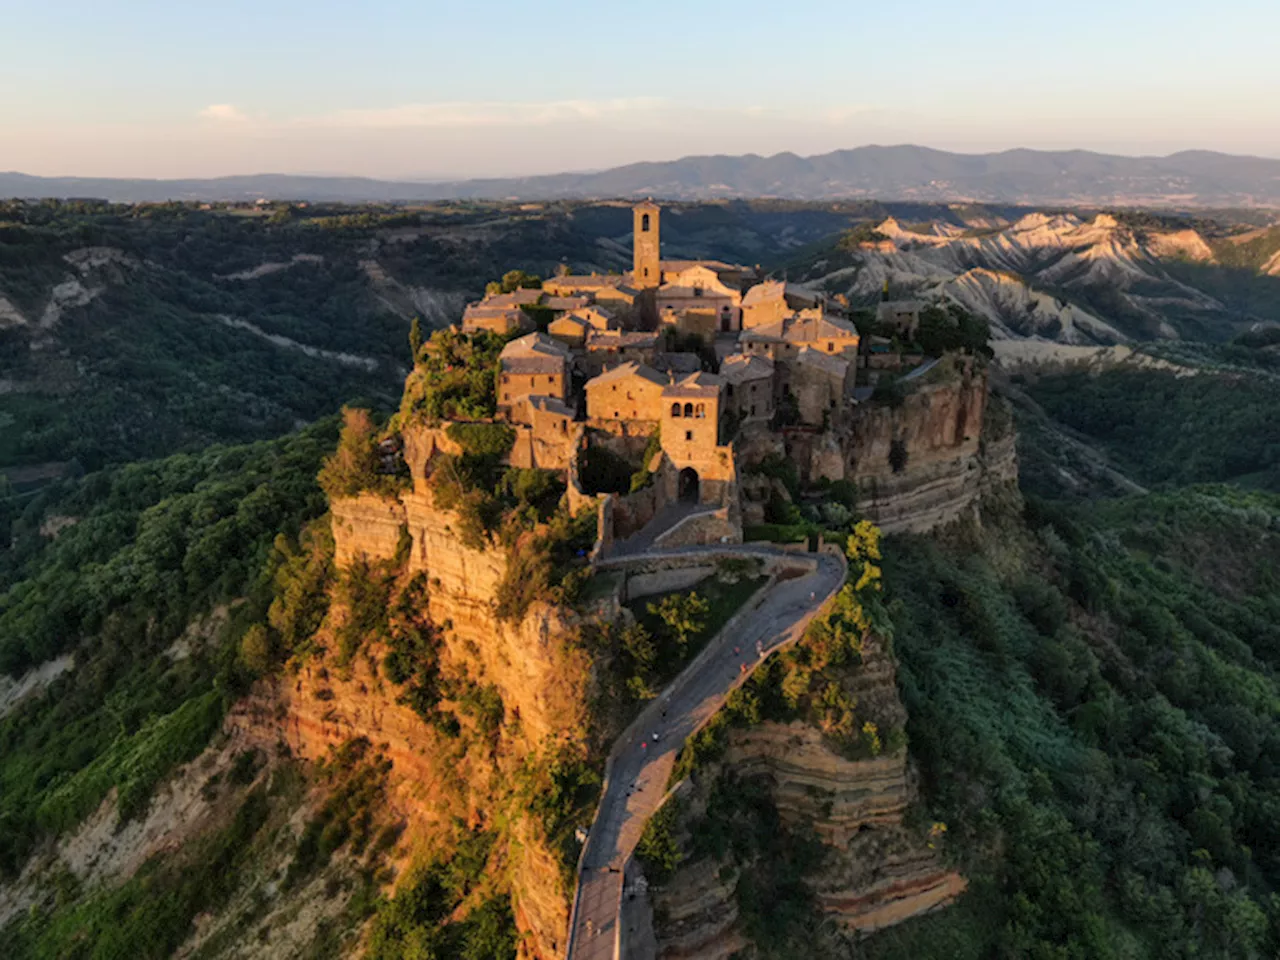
4, 199, 1280, 957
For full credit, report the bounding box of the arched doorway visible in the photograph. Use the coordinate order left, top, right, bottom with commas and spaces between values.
678, 467, 700, 503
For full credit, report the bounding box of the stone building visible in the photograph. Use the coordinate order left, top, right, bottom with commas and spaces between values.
793, 348, 850, 426
585, 361, 668, 423
633, 200, 661, 289
741, 280, 827, 331
547, 313, 592, 347
659, 305, 719, 345
720, 353, 775, 423
656, 263, 744, 333
462, 303, 530, 335
497, 333, 570, 412
661, 371, 732, 503
877, 300, 922, 340
740, 313, 861, 364
582, 329, 661, 376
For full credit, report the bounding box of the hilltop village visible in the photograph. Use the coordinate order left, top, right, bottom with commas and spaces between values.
390, 200, 984, 552
313, 203, 1018, 959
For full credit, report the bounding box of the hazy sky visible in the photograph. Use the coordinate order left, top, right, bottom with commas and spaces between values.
3, 0, 1278, 179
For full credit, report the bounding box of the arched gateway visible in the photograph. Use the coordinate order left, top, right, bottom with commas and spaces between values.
678, 466, 700, 503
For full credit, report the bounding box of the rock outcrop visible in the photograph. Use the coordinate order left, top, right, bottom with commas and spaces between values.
769, 362, 1018, 535
845, 367, 1018, 534
330, 492, 406, 567
319, 435, 596, 958
651, 634, 965, 957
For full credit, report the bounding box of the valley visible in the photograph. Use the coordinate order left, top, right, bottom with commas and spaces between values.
0, 196, 1279, 960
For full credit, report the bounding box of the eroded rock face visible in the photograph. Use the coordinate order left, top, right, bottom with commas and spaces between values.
324, 484, 593, 959
844, 366, 1016, 534
330, 493, 405, 567
652, 635, 965, 957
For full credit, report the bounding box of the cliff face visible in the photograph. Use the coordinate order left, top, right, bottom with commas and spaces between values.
780, 363, 1016, 535
330, 493, 406, 567
652, 634, 965, 957
843, 366, 1017, 534
319, 433, 595, 959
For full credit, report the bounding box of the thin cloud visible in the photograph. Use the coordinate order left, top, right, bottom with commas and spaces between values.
199, 104, 249, 123
299, 98, 667, 129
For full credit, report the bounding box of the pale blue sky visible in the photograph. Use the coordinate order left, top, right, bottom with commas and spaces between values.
2, 0, 1277, 178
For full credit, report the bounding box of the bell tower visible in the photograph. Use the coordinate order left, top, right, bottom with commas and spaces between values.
632, 200, 661, 290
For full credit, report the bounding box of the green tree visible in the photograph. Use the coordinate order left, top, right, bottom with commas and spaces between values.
649, 592, 711, 653
409, 316, 423, 364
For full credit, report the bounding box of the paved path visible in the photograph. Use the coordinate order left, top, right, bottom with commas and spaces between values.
608, 501, 712, 557
565, 545, 847, 960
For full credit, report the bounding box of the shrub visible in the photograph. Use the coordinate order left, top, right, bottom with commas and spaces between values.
446, 421, 516, 458
317, 407, 386, 498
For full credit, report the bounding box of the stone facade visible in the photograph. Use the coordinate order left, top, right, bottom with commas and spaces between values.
585, 361, 668, 423
497, 333, 571, 412
633, 200, 661, 289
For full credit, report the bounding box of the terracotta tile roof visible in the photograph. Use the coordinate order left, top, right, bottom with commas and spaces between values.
483, 289, 544, 307
500, 332, 570, 374
742, 279, 786, 306
586, 330, 659, 351
524, 395, 575, 417
653, 352, 702, 375
544, 295, 591, 311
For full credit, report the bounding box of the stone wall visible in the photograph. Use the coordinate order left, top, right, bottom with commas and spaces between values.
652, 509, 742, 550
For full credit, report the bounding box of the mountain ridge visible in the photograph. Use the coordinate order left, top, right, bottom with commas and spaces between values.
6, 145, 1280, 205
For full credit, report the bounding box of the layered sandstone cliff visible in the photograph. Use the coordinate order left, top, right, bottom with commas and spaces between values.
844, 364, 1017, 534
313, 427, 596, 959
651, 634, 964, 958
760, 360, 1017, 535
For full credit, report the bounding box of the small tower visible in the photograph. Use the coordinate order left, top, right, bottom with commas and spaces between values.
633, 200, 661, 290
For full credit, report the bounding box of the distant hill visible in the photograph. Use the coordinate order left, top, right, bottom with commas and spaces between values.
5, 145, 1280, 206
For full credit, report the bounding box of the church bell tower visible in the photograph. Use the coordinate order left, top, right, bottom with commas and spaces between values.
632, 200, 660, 290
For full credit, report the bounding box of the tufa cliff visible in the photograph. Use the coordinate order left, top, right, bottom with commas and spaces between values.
650, 633, 965, 958
290, 423, 599, 959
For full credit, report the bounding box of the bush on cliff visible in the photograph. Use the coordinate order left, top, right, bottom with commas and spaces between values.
864, 487, 1280, 959
0, 422, 334, 878
493, 506, 595, 623
446, 421, 516, 458
400, 329, 506, 424
317, 406, 406, 499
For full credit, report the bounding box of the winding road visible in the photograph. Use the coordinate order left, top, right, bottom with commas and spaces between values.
565, 544, 848, 960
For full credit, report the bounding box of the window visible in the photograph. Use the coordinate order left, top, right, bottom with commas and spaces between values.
685, 430, 693, 441
671, 402, 681, 417
683, 402, 693, 417
693, 286, 703, 298
641, 213, 650, 232
828, 342, 834, 352
502, 375, 510, 384
614, 411, 619, 418
548, 376, 555, 384
695, 403, 705, 418
751, 404, 757, 416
